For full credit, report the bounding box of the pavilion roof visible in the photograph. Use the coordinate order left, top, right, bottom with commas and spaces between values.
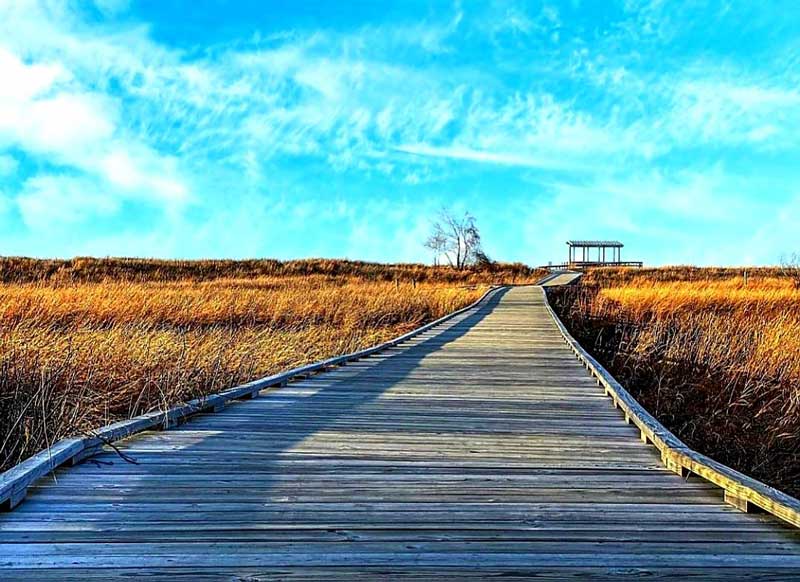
566, 240, 623, 248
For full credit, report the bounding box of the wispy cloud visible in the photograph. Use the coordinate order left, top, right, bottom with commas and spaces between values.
0, 0, 798, 263
394, 143, 598, 172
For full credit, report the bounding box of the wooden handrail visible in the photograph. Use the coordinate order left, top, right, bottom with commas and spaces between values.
0, 286, 503, 511
540, 286, 800, 529
538, 261, 644, 270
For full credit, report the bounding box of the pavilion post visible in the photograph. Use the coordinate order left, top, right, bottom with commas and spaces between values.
564, 241, 630, 268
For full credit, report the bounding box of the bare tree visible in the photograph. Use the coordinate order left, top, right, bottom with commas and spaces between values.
780, 252, 800, 288
425, 208, 483, 270
424, 225, 449, 267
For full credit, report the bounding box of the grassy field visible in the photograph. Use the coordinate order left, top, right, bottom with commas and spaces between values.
548, 267, 800, 496
0, 257, 544, 473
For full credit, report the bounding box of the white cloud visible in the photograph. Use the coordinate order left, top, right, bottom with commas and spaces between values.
395, 143, 597, 172
0, 44, 188, 210
520, 165, 785, 266
100, 149, 188, 202
17, 175, 120, 230
22, 92, 115, 151
0, 50, 117, 157
0, 47, 66, 100
665, 78, 800, 147
101, 150, 140, 188
0, 48, 114, 158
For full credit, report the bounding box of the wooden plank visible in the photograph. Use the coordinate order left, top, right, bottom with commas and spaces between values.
14, 568, 800, 581
1, 567, 798, 581
4, 528, 799, 544
4, 547, 800, 569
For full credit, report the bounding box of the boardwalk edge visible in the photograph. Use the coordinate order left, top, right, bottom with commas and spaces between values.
540, 286, 800, 529
0, 285, 504, 512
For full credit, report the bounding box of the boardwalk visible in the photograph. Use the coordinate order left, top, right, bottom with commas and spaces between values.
536, 271, 583, 287
2, 286, 800, 579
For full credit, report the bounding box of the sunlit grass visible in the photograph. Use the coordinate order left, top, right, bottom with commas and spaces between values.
0, 271, 490, 472
592, 276, 800, 397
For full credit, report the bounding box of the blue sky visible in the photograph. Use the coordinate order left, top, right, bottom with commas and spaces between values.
1, 1, 799, 266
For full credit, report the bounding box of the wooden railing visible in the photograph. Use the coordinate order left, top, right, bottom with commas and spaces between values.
0, 286, 502, 511
540, 261, 644, 270
541, 286, 800, 529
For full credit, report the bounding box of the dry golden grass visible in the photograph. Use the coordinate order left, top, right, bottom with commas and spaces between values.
550, 268, 800, 495
0, 256, 541, 285
0, 268, 494, 472
594, 277, 800, 395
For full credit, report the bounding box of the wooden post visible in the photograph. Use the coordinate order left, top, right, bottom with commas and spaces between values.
724, 490, 762, 513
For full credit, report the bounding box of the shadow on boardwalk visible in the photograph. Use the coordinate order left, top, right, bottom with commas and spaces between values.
14, 288, 510, 532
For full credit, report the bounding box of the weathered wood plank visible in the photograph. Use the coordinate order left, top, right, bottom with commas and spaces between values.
0, 567, 795, 581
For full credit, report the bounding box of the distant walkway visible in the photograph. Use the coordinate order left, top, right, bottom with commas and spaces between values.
536, 270, 583, 287
2, 287, 799, 579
